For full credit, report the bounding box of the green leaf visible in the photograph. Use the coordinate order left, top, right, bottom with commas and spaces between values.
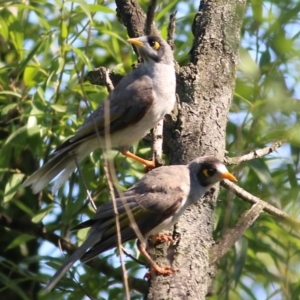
4, 173, 24, 202
0, 103, 18, 117
3, 125, 41, 147
6, 234, 35, 250
32, 204, 54, 223
155, 1, 178, 22
89, 4, 114, 14
61, 19, 68, 39
23, 65, 40, 87
0, 271, 30, 300
239, 48, 261, 80
51, 104, 67, 113
0, 91, 22, 98
68, 0, 92, 21
251, 0, 263, 23
287, 164, 298, 188
259, 49, 271, 68
0, 16, 9, 40
234, 237, 248, 286
17, 36, 48, 78
8, 14, 24, 60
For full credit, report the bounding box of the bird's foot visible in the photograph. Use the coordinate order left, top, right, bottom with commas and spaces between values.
144, 265, 177, 279
154, 265, 176, 276
155, 233, 173, 243
121, 150, 156, 168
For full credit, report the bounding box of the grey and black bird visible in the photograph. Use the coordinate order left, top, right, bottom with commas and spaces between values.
43, 156, 237, 292
23, 35, 176, 193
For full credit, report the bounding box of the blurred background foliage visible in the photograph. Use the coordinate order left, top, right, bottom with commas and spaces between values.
0, 0, 300, 299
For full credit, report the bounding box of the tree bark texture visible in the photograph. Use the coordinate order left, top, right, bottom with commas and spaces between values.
147, 1, 246, 299
114, 0, 246, 298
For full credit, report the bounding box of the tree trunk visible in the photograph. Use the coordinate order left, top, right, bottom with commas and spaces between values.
147, 1, 246, 299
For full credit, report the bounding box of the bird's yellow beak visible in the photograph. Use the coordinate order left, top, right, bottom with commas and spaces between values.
220, 172, 237, 182
127, 38, 143, 48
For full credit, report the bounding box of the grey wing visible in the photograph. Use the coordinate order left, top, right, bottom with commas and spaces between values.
79, 180, 186, 262
55, 74, 154, 152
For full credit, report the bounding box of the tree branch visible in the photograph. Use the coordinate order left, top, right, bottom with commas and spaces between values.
211, 179, 300, 264
225, 140, 285, 165
167, 11, 177, 50
221, 180, 300, 228
210, 202, 265, 265
0, 213, 148, 294
87, 67, 122, 88
145, 0, 157, 35
115, 0, 159, 37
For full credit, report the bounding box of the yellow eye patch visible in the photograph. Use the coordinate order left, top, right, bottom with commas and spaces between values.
151, 41, 160, 50
203, 168, 215, 178
203, 169, 210, 177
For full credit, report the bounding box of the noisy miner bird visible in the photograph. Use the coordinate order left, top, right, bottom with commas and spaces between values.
22, 35, 176, 194
44, 156, 237, 292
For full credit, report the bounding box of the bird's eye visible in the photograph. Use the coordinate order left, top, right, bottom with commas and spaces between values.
203, 168, 215, 178
150, 40, 160, 50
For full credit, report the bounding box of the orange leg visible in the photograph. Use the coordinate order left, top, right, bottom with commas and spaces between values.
137, 240, 176, 276
155, 232, 173, 243
121, 150, 156, 168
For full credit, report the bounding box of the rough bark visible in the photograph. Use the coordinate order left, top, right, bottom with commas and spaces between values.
147, 1, 246, 299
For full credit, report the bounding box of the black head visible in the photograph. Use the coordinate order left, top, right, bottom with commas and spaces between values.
127, 35, 173, 64
189, 156, 237, 187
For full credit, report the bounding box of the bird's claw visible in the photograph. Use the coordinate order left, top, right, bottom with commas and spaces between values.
155, 233, 173, 243
155, 266, 177, 276
144, 266, 177, 279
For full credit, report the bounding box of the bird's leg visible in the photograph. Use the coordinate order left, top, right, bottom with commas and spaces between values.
121, 149, 156, 168
153, 232, 173, 244
137, 240, 176, 276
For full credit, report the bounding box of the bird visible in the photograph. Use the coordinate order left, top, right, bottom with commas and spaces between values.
22, 35, 176, 194
43, 156, 237, 292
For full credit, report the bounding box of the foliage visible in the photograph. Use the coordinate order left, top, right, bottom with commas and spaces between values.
0, 0, 300, 299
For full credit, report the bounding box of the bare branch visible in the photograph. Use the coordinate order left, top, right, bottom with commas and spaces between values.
0, 213, 148, 294
167, 11, 177, 50
115, 0, 159, 37
210, 202, 265, 265
225, 140, 286, 165
102, 97, 130, 300
87, 67, 122, 90
145, 0, 157, 35
212, 179, 300, 264
151, 120, 164, 166
122, 246, 147, 266
221, 180, 300, 228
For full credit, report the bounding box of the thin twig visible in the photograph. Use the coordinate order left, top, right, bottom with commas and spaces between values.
225, 140, 286, 165
103, 98, 130, 300
122, 246, 147, 266
73, 154, 97, 211
221, 180, 300, 228
103, 68, 115, 93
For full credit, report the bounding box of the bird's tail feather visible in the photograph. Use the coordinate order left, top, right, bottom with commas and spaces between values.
43, 232, 101, 293
22, 143, 90, 194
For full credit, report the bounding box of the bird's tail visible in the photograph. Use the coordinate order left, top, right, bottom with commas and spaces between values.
43, 232, 101, 293
22, 143, 90, 194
